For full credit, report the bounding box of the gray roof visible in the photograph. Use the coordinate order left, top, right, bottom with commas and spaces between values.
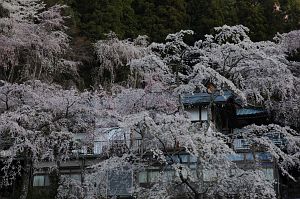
236, 107, 267, 116
182, 90, 233, 105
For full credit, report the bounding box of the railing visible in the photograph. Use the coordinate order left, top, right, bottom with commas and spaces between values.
71, 138, 143, 156
233, 129, 286, 148
233, 139, 250, 150
265, 132, 285, 147
70, 138, 180, 157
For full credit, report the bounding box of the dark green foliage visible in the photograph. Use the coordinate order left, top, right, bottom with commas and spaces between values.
236, 0, 268, 41
188, 0, 239, 40
132, 0, 189, 42
65, 0, 137, 40
46, 0, 299, 42
283, 0, 300, 31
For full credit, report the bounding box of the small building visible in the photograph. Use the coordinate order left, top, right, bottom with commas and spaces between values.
182, 90, 286, 198
182, 90, 236, 134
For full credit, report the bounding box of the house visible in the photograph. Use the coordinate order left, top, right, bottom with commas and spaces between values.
182, 90, 237, 134
182, 90, 285, 197
31, 127, 137, 199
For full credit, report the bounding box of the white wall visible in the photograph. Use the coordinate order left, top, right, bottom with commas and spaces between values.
186, 107, 200, 121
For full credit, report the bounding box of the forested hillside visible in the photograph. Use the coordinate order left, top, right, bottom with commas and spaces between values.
44, 0, 300, 42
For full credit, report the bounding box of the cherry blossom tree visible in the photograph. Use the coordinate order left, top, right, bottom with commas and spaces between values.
94, 32, 150, 85
0, 0, 77, 83
275, 30, 300, 54
0, 80, 96, 198
54, 81, 292, 199
65, 110, 278, 199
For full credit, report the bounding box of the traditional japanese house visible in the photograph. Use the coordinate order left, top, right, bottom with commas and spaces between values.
182, 90, 236, 134
182, 90, 284, 197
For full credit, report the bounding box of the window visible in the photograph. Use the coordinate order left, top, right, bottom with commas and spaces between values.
233, 139, 250, 150
171, 155, 180, 163
186, 107, 200, 122
138, 171, 148, 183
189, 155, 197, 163
261, 168, 274, 181
148, 171, 160, 182
171, 154, 189, 163
94, 141, 104, 154
245, 153, 254, 161
80, 146, 87, 154
256, 152, 272, 161
166, 154, 197, 167
201, 107, 208, 121
138, 154, 197, 184
266, 132, 284, 146
179, 154, 189, 163
33, 175, 50, 187
185, 106, 208, 122
70, 174, 81, 181
138, 170, 175, 183
228, 153, 244, 161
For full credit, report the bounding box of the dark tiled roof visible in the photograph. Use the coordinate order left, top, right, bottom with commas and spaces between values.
236, 107, 267, 116
182, 90, 233, 105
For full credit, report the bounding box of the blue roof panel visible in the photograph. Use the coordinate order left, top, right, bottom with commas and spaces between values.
182, 91, 233, 105
236, 108, 267, 116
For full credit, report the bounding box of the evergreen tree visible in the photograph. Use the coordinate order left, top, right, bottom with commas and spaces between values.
283, 0, 300, 32
259, 0, 284, 39
132, 0, 188, 42
188, 0, 238, 40
236, 0, 268, 41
